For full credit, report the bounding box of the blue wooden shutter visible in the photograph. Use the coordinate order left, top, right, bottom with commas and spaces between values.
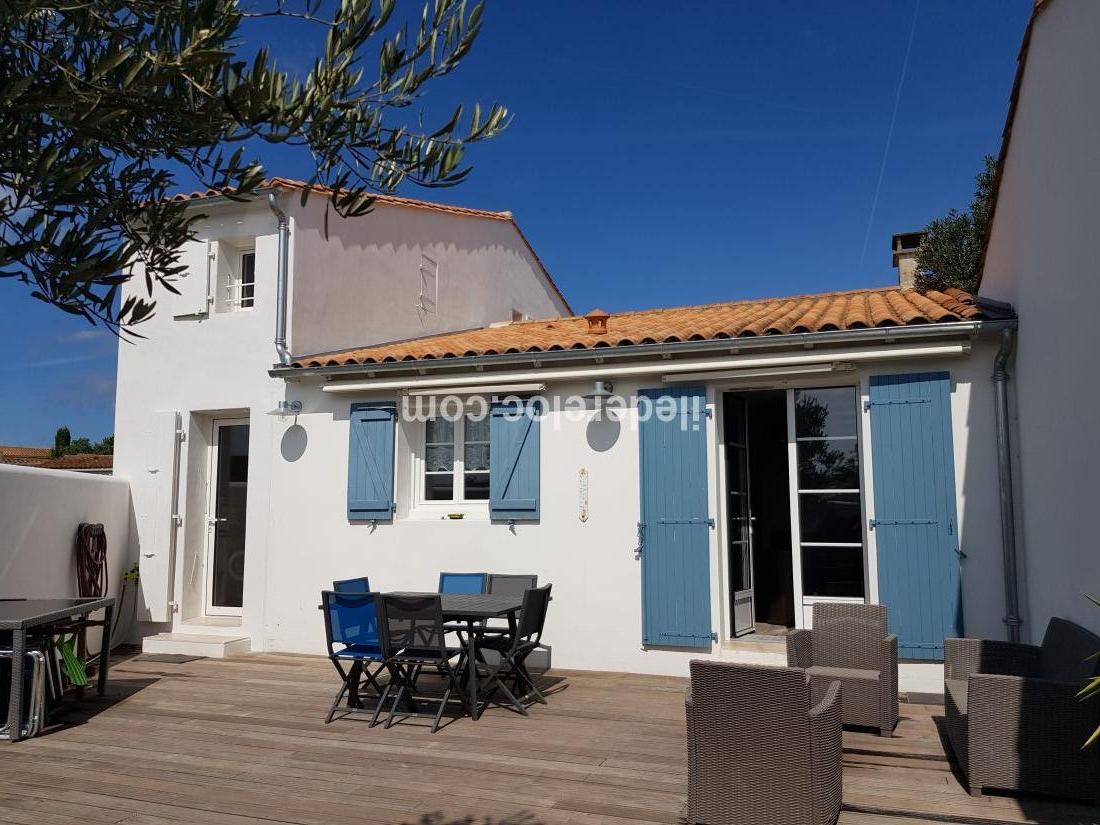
489, 400, 540, 520
868, 372, 961, 660
638, 386, 713, 648
347, 402, 396, 520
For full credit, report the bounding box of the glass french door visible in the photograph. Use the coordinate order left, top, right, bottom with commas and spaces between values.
205, 420, 249, 616
725, 396, 755, 637
790, 387, 865, 625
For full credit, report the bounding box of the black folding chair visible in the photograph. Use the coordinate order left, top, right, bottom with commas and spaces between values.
377, 593, 469, 733
478, 584, 552, 715
333, 577, 371, 593
321, 590, 387, 725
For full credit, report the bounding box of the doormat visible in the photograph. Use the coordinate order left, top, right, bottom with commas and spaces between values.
134, 654, 204, 664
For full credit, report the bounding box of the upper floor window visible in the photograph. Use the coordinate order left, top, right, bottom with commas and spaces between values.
214, 240, 256, 313
237, 251, 256, 309
420, 415, 490, 504
225, 249, 255, 311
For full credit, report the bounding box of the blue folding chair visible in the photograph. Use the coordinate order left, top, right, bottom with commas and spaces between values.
321, 590, 387, 725
333, 577, 371, 593
438, 572, 487, 594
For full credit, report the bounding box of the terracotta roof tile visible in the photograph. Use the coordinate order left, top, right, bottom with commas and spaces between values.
0, 445, 53, 460
167, 177, 572, 314
292, 286, 1000, 369
167, 177, 514, 221
30, 454, 113, 471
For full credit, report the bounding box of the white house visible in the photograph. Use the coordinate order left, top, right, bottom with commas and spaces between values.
113, 175, 1025, 693
114, 180, 570, 656
979, 0, 1100, 641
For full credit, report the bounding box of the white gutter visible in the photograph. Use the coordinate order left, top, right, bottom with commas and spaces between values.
322, 340, 970, 393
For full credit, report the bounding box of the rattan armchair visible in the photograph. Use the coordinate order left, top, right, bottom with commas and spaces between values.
685, 661, 842, 825
944, 617, 1100, 803
787, 603, 898, 736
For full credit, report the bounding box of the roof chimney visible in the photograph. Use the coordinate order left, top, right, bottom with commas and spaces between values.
892, 231, 924, 289
585, 308, 610, 334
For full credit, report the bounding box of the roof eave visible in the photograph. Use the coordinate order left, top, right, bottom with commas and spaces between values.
272, 318, 1013, 380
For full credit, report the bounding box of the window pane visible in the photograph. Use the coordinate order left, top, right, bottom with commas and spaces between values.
730, 542, 750, 592
240, 253, 255, 307
798, 493, 862, 543
426, 418, 454, 445
464, 472, 489, 500
465, 415, 489, 444
801, 546, 865, 597
726, 445, 747, 494
464, 443, 489, 472
424, 473, 454, 500
425, 445, 454, 473
798, 440, 859, 489
795, 387, 857, 438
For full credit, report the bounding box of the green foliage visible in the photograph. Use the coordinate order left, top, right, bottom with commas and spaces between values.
1, 0, 508, 334
53, 425, 71, 456
1080, 595, 1100, 749
914, 155, 997, 295
51, 429, 114, 456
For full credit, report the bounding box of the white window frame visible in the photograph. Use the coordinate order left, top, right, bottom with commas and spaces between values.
787, 386, 868, 628
224, 248, 256, 312
412, 414, 490, 515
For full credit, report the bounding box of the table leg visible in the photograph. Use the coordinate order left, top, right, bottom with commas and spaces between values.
8, 629, 26, 742
97, 603, 114, 696
466, 620, 479, 721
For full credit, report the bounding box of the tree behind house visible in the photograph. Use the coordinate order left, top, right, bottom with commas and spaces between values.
915, 155, 997, 295
52, 428, 113, 457
1, 0, 508, 334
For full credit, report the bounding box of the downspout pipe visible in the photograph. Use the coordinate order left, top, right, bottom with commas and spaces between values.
993, 326, 1022, 642
268, 192, 291, 367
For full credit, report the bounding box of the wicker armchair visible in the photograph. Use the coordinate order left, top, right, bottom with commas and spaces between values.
787, 603, 898, 736
944, 617, 1100, 803
686, 661, 842, 825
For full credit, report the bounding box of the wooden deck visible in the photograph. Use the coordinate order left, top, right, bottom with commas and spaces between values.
1, 652, 1097, 825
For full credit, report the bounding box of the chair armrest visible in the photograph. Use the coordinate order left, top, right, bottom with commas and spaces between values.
808, 679, 843, 824
968, 672, 1100, 758
945, 637, 1040, 679
809, 679, 841, 721
787, 628, 813, 669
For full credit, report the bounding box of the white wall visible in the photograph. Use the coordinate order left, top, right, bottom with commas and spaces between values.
0, 465, 133, 640
289, 199, 570, 356
980, 0, 1100, 640
258, 340, 1007, 687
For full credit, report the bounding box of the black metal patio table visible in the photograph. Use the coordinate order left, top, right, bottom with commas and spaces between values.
1, 596, 116, 742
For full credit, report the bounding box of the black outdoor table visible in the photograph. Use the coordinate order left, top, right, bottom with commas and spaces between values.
392, 592, 523, 721
1, 596, 115, 742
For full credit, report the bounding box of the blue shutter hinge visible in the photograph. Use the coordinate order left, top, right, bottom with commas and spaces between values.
705, 408, 713, 419
708, 518, 716, 528
868, 518, 876, 530
710, 631, 718, 642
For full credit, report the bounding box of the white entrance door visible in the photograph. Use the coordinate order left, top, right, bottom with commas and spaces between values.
205, 419, 250, 616
725, 396, 756, 636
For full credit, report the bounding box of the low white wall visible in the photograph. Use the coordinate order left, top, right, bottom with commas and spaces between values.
0, 465, 134, 640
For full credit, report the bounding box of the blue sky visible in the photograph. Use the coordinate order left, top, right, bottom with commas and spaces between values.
0, 0, 1031, 446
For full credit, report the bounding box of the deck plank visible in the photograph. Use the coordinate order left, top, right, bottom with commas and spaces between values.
1, 652, 1096, 825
